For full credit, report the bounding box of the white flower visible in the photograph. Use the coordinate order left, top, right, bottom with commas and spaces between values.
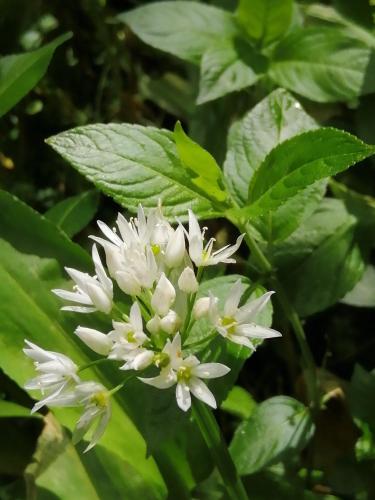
23, 340, 80, 413
187, 210, 244, 267
151, 273, 176, 316
139, 333, 230, 411
71, 381, 111, 452
193, 296, 213, 319
75, 327, 113, 355
164, 225, 186, 268
160, 309, 181, 335
211, 280, 281, 349
119, 348, 154, 371
178, 267, 198, 293
52, 245, 113, 314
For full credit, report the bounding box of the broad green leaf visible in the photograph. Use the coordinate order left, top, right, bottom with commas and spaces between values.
0, 33, 71, 117
174, 121, 226, 202
236, 0, 293, 46
330, 179, 375, 248
342, 266, 375, 308
230, 396, 314, 475
0, 399, 38, 418
269, 28, 375, 102
230, 128, 375, 220
220, 386, 256, 420
119, 1, 238, 64
223, 88, 325, 241
46, 123, 220, 219
0, 240, 166, 499
0, 189, 89, 270
305, 4, 375, 49
45, 190, 99, 238
197, 38, 266, 104
270, 199, 365, 317
349, 365, 375, 434
224, 88, 318, 206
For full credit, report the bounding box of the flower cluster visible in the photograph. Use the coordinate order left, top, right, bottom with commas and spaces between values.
24, 205, 281, 450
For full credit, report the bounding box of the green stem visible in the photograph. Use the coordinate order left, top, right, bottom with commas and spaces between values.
237, 220, 320, 411
181, 267, 203, 343
108, 373, 135, 396
78, 357, 114, 373
193, 402, 249, 500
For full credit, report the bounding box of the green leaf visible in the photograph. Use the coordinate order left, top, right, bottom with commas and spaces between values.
0, 33, 71, 118
119, 1, 238, 64
47, 123, 219, 219
220, 386, 256, 420
197, 38, 266, 104
230, 128, 375, 220
270, 199, 365, 316
224, 88, 325, 241
342, 265, 375, 308
349, 365, 375, 434
269, 27, 375, 102
230, 396, 314, 475
236, 0, 293, 47
224, 88, 318, 206
0, 399, 39, 419
45, 190, 100, 238
174, 121, 226, 203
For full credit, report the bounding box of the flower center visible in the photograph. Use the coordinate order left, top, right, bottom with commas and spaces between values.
220, 316, 237, 335
151, 244, 161, 256
126, 331, 136, 343
92, 391, 108, 408
177, 365, 191, 383
153, 352, 170, 368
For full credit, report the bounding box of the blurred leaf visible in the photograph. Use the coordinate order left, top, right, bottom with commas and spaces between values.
349, 364, 375, 434
0, 399, 38, 418
45, 190, 99, 238
46, 124, 220, 219
236, 0, 293, 47
0, 32, 71, 117
334, 0, 375, 28
220, 386, 256, 420
269, 28, 375, 102
120, 1, 238, 64
230, 396, 314, 475
342, 266, 375, 308
197, 38, 266, 104
174, 121, 226, 202
271, 199, 365, 317
230, 128, 375, 220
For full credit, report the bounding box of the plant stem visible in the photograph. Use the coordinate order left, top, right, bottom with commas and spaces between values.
78, 357, 114, 373
237, 221, 320, 411
193, 402, 249, 500
181, 267, 203, 343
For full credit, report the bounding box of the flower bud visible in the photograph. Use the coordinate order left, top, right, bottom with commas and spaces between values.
75, 326, 112, 355
160, 310, 182, 335
85, 282, 112, 314
151, 273, 176, 316
132, 350, 154, 370
103, 244, 124, 278
147, 315, 162, 335
178, 267, 198, 293
165, 225, 186, 268
193, 297, 211, 319
115, 271, 141, 296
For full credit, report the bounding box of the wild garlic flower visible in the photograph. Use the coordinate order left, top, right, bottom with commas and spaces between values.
209, 280, 281, 350
139, 333, 230, 411
71, 381, 111, 452
24, 203, 281, 452
53, 245, 113, 314
23, 340, 80, 413
187, 210, 244, 267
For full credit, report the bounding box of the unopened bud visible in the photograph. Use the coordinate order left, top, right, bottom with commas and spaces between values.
147, 315, 162, 335
86, 282, 112, 314
132, 350, 154, 370
151, 273, 176, 316
75, 327, 112, 355
115, 271, 141, 296
160, 310, 182, 335
178, 267, 198, 293
165, 225, 186, 268
193, 297, 211, 319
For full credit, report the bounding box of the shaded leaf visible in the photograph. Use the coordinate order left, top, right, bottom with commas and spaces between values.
220, 386, 256, 420
349, 364, 375, 434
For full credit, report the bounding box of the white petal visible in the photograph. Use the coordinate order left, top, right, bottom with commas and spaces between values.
165, 225, 186, 268
151, 273, 176, 316
51, 289, 92, 305
129, 302, 143, 332
227, 334, 255, 350
160, 310, 181, 335
178, 267, 198, 293
188, 377, 216, 409
236, 291, 275, 324
115, 270, 141, 296
92, 244, 113, 293
191, 363, 230, 379
131, 350, 154, 370
23, 340, 54, 362
224, 279, 246, 317
75, 327, 112, 355
236, 323, 282, 339
61, 305, 97, 313
97, 220, 123, 246
176, 381, 191, 412
210, 234, 244, 265
138, 369, 176, 389
84, 406, 111, 453
189, 235, 203, 267
85, 282, 112, 314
